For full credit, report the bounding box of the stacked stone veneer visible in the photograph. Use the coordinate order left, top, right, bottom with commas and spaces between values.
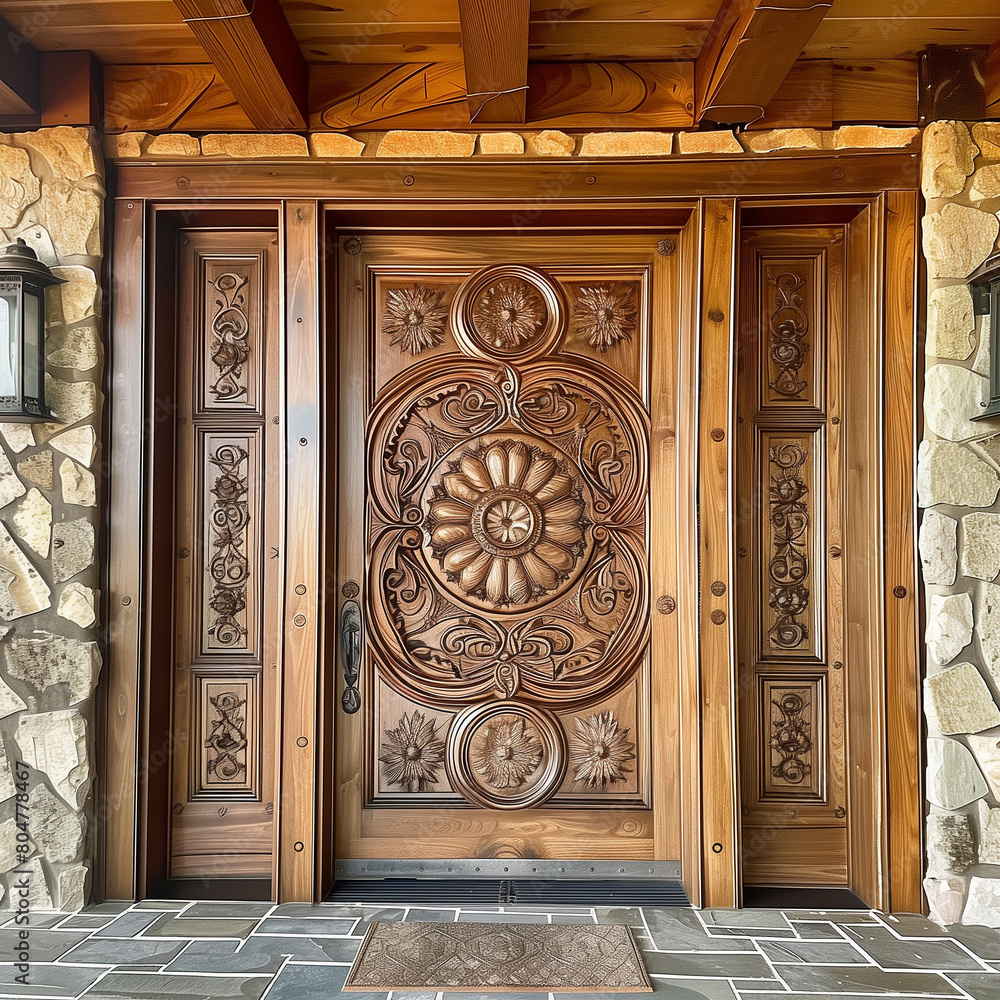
920, 120, 1000, 928
0, 128, 103, 912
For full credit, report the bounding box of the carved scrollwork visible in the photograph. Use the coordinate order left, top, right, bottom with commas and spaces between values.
379, 711, 445, 792
209, 272, 251, 402
572, 283, 638, 352
207, 444, 250, 647
769, 692, 813, 784
569, 711, 635, 787
767, 443, 809, 650
205, 691, 248, 782
768, 271, 810, 399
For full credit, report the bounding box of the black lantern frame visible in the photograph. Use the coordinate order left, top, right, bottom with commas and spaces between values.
0, 238, 64, 422
971, 252, 1000, 422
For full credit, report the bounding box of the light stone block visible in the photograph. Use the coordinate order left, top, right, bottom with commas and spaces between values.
477, 132, 524, 155
973, 122, 1000, 162
926, 812, 977, 876
0, 673, 26, 719
967, 726, 1000, 798
58, 458, 96, 507
0, 737, 16, 802
12, 488, 51, 558
740, 128, 824, 153
0, 145, 40, 228
18, 856, 53, 911
977, 799, 1000, 864
57, 863, 87, 911
52, 518, 95, 582
963, 512, 1000, 581
5, 631, 101, 706
0, 523, 51, 619
47, 324, 100, 372
0, 423, 33, 454
0, 817, 33, 872
57, 582, 97, 628
376, 131, 477, 157
29, 783, 84, 864
972, 430, 1000, 471
50, 425, 97, 468
926, 284, 975, 360
922, 204, 999, 279
971, 164, 1000, 203
926, 592, 973, 665
926, 737, 988, 809
308, 133, 365, 157
830, 125, 919, 149
146, 133, 201, 157
16, 709, 90, 810
525, 130, 575, 156
0, 446, 26, 509
925, 662, 1000, 735
924, 363, 989, 442
201, 133, 309, 157
962, 873, 1000, 928
103, 132, 149, 159
18, 450, 53, 490
919, 510, 957, 585
52, 265, 99, 325
21, 127, 100, 182
924, 875, 967, 926
922, 121, 978, 199
42, 181, 101, 256
977, 581, 1000, 689
676, 131, 743, 154
918, 441, 1000, 508
44, 376, 99, 426
579, 132, 673, 156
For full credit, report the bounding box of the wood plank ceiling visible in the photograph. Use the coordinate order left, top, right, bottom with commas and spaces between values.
0, 0, 998, 132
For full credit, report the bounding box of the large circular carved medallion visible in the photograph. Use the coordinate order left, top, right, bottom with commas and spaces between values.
424, 436, 590, 610
446, 700, 567, 809
452, 265, 565, 363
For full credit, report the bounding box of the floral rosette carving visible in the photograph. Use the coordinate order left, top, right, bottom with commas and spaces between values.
471, 714, 543, 789
425, 437, 589, 609
569, 711, 635, 787
209, 272, 251, 402
572, 283, 638, 352
474, 278, 547, 349
207, 444, 250, 647
379, 711, 446, 792
382, 283, 448, 356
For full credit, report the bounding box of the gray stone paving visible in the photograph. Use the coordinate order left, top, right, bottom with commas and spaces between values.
0, 900, 997, 999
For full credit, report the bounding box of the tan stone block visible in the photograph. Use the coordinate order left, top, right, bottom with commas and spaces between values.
964, 874, 1000, 926
48, 325, 101, 373
923, 363, 989, 442
830, 125, 920, 149
922, 204, 999, 279
579, 132, 672, 156
50, 425, 97, 467
926, 592, 973, 665
676, 131, 743, 154
0, 144, 40, 228
309, 133, 366, 157
57, 582, 97, 628
0, 424, 33, 455
59, 458, 96, 507
525, 130, 576, 156
918, 440, 1000, 507
926, 812, 977, 875
968, 726, 1000, 798
16, 709, 90, 809
478, 132, 525, 155
0, 522, 51, 618
103, 132, 149, 159
146, 133, 200, 157
17, 450, 53, 491
201, 133, 309, 157
919, 510, 957, 585
376, 131, 476, 157
45, 376, 99, 426
12, 488, 51, 558
971, 164, 1000, 203
963, 513, 1000, 581
42, 181, 101, 256
0, 447, 26, 508
740, 129, 824, 153
922, 121, 978, 199
924, 661, 1000, 735
973, 122, 1000, 162
52, 266, 99, 325
21, 127, 100, 181
927, 284, 975, 360
924, 876, 967, 926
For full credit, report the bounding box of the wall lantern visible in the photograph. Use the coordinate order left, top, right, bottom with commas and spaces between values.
0, 239, 64, 422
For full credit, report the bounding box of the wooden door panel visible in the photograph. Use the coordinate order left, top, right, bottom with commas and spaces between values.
170, 231, 281, 880
336, 234, 678, 865
737, 229, 848, 886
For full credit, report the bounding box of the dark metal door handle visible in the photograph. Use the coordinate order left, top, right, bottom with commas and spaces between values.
340, 594, 363, 714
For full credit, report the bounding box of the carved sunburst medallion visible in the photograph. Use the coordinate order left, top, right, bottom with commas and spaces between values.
572, 283, 638, 352
379, 710, 446, 792
471, 714, 543, 789
382, 283, 448, 356
424, 437, 591, 609
569, 711, 635, 788
474, 278, 547, 349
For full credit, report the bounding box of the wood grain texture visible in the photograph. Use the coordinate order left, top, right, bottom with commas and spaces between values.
40, 50, 101, 125
698, 199, 740, 907
459, 0, 529, 122
103, 198, 146, 901
987, 42, 1000, 116
832, 60, 919, 124
749, 61, 833, 130
695, 0, 832, 124
0, 10, 39, 114
278, 201, 322, 902
742, 825, 848, 884
172, 0, 307, 129
883, 190, 922, 915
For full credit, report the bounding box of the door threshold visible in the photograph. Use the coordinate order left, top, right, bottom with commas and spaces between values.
742, 886, 868, 909
335, 859, 682, 881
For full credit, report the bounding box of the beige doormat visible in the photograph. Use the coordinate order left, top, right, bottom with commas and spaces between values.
343, 921, 653, 993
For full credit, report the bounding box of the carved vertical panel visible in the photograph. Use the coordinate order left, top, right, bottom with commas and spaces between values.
760, 676, 824, 801
193, 673, 260, 797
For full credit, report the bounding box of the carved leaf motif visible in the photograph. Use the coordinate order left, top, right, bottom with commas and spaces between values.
768, 271, 810, 399
383, 283, 448, 356
205, 691, 248, 782
769, 692, 813, 783
379, 711, 445, 792
209, 272, 251, 402
207, 444, 250, 647
767, 443, 809, 649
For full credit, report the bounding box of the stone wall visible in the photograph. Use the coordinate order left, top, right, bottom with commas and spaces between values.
920, 121, 1000, 927
0, 128, 103, 911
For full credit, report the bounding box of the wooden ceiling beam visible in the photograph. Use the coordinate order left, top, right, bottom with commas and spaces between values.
458, 0, 531, 123
0, 11, 39, 116
172, 0, 307, 130
985, 42, 1000, 117
695, 0, 832, 125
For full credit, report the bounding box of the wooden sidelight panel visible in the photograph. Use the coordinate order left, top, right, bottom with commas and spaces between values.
736, 229, 848, 886
169, 230, 281, 880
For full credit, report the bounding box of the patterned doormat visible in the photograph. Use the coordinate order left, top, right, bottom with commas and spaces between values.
343, 921, 653, 993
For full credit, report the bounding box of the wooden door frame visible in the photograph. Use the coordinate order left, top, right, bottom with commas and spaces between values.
102, 155, 921, 912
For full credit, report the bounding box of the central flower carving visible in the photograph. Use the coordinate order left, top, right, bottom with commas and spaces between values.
425, 439, 588, 607
474, 278, 547, 348
471, 715, 543, 789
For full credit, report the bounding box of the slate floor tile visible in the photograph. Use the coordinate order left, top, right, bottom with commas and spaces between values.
56, 914, 119, 930
790, 920, 848, 940
0, 928, 90, 963
594, 907, 646, 928
349, 907, 407, 935
779, 963, 964, 995
759, 938, 871, 965
455, 912, 547, 923
80, 971, 271, 999
92, 909, 164, 938
0, 963, 106, 997
946, 972, 1000, 1000
83, 903, 133, 915
641, 949, 775, 980
644, 909, 756, 953
183, 902, 273, 919
164, 940, 287, 975
263, 963, 384, 1000
546, 913, 597, 924
227, 933, 361, 963
402, 909, 458, 923
0, 912, 65, 929
947, 924, 1000, 961
144, 915, 261, 939
133, 900, 189, 911
781, 909, 878, 923
702, 908, 791, 928
705, 925, 797, 939
255, 916, 357, 936
875, 913, 954, 938
841, 924, 985, 971
58, 936, 187, 967
646, 979, 737, 998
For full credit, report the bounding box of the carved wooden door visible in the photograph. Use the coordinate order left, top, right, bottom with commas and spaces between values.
168, 230, 281, 881
736, 227, 848, 886
335, 235, 678, 865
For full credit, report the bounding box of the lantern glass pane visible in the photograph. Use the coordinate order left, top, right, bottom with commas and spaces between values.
0, 288, 19, 401
23, 289, 40, 401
